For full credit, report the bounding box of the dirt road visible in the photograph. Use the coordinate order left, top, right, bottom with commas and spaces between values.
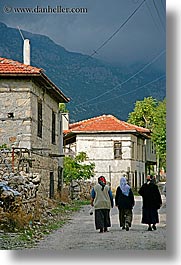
21, 196, 166, 254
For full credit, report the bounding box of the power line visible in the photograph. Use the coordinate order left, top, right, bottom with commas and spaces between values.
75, 49, 165, 107
161, 0, 166, 11
74, 0, 147, 73
152, 0, 165, 32
89, 0, 147, 57
145, 1, 163, 34
81, 75, 166, 107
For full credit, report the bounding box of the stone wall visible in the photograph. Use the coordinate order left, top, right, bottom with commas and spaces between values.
69, 180, 94, 200
0, 148, 61, 198
0, 78, 61, 153
0, 149, 93, 204
0, 77, 63, 200
0, 171, 41, 213
0, 149, 60, 229
0, 79, 32, 149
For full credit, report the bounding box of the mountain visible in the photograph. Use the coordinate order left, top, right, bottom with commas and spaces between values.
0, 22, 166, 123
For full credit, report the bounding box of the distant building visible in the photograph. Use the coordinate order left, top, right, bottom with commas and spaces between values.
63, 114, 156, 192
0, 57, 69, 198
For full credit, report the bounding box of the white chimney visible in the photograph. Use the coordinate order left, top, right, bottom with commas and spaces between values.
23, 39, 30, 65
62, 113, 69, 131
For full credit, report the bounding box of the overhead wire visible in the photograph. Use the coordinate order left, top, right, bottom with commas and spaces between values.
88, 0, 147, 58
72, 74, 166, 117
85, 75, 166, 107
161, 0, 166, 11
68, 0, 165, 118
73, 0, 147, 74
152, 0, 165, 32
145, 1, 163, 34
74, 49, 165, 108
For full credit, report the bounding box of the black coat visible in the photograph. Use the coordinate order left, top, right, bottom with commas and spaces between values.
138, 182, 162, 209
115, 186, 135, 209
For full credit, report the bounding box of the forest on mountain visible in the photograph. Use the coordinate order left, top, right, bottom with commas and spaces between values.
0, 22, 166, 123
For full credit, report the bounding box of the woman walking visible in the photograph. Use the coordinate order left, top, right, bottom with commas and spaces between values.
90, 176, 113, 233
139, 175, 162, 231
115, 176, 135, 231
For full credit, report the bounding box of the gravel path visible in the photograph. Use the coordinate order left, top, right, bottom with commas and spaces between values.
21, 196, 166, 254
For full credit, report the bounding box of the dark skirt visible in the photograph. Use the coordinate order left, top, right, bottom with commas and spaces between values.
94, 209, 111, 230
118, 208, 133, 227
142, 207, 159, 224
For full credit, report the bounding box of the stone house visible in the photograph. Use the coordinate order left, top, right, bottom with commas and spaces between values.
0, 57, 69, 199
63, 114, 156, 192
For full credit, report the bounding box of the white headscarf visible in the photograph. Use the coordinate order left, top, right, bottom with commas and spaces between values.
120, 176, 130, 196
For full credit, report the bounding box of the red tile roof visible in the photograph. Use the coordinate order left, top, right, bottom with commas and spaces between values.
0, 57, 41, 74
0, 57, 69, 102
64, 115, 150, 134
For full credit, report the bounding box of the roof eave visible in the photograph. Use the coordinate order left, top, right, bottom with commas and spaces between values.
40, 72, 69, 103
0, 72, 70, 103
64, 130, 150, 138
0, 73, 40, 77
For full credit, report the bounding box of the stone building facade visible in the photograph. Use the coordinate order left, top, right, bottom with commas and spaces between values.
0, 57, 69, 199
63, 115, 156, 193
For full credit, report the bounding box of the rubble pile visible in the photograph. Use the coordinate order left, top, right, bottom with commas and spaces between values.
0, 171, 41, 228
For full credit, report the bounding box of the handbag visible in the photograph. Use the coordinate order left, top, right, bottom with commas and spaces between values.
89, 206, 94, 215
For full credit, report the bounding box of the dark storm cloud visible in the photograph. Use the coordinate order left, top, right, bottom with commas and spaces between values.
0, 0, 166, 69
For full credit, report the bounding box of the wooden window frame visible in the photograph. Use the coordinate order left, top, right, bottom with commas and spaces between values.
114, 141, 122, 159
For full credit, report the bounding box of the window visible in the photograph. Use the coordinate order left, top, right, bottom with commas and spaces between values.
114, 141, 122, 159
52, 110, 56, 144
137, 138, 142, 160
151, 141, 156, 154
37, 99, 42, 138
142, 145, 145, 161
131, 142, 135, 159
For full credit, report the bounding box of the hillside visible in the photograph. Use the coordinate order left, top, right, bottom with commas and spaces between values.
0, 22, 166, 122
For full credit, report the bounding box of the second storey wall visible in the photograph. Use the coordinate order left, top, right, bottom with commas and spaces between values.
0, 78, 32, 148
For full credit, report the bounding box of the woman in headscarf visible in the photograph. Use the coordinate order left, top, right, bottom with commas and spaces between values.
115, 176, 135, 231
139, 175, 162, 231
90, 176, 113, 233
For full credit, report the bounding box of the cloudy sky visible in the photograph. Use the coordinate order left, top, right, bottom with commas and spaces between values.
0, 0, 166, 70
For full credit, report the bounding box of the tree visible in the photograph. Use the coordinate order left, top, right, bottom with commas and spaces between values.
59, 103, 69, 113
127, 97, 166, 171
127, 97, 158, 129
63, 152, 95, 185
151, 99, 166, 169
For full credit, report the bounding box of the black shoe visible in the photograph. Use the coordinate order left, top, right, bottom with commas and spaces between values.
148, 227, 152, 231
126, 225, 129, 231
152, 224, 157, 230
99, 228, 103, 233
122, 226, 125, 230
104, 228, 109, 232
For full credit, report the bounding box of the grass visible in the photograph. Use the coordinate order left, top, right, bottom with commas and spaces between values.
0, 199, 89, 250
